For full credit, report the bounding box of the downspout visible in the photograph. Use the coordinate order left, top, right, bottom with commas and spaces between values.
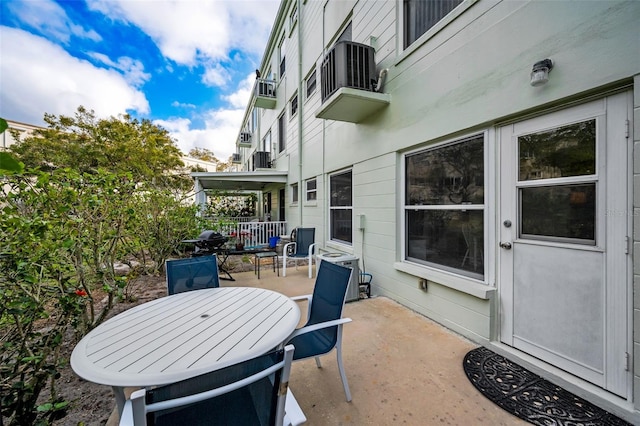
297, 0, 304, 225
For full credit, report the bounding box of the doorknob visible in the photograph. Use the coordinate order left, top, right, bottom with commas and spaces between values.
499, 242, 512, 250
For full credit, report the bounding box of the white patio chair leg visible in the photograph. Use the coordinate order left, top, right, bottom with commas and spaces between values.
314, 356, 322, 368
283, 252, 288, 276
336, 344, 352, 402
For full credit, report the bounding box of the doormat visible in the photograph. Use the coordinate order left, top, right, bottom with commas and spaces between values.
463, 347, 631, 426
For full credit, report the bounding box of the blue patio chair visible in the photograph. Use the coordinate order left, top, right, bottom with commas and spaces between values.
119, 345, 306, 426
283, 228, 316, 278
165, 256, 219, 295
285, 261, 354, 402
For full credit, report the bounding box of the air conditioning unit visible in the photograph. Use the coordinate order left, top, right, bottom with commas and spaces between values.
257, 80, 275, 97
252, 151, 271, 169
321, 41, 376, 102
238, 132, 252, 147
231, 153, 241, 164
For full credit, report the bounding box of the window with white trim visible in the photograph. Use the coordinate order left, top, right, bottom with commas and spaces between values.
291, 183, 298, 204
279, 37, 286, 77
305, 69, 316, 99
306, 178, 317, 201
403, 0, 463, 48
278, 113, 286, 153
404, 134, 484, 279
329, 170, 352, 244
290, 93, 298, 117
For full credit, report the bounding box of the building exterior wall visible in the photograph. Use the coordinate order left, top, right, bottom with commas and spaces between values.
239, 0, 640, 420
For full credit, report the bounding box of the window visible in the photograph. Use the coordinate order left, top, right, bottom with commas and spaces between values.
291, 183, 298, 203
279, 37, 286, 77
262, 131, 272, 158
289, 3, 298, 32
306, 179, 317, 201
330, 170, 352, 244
403, 0, 463, 48
404, 134, 484, 279
278, 113, 286, 153
305, 69, 316, 99
290, 93, 298, 117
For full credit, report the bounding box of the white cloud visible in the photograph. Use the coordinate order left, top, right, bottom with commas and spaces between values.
202, 63, 231, 87
86, 0, 279, 77
87, 53, 151, 87
7, 0, 101, 43
0, 26, 149, 126
157, 72, 256, 160
222, 73, 255, 108
156, 106, 244, 162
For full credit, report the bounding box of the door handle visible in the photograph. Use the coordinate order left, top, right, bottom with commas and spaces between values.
499, 242, 512, 250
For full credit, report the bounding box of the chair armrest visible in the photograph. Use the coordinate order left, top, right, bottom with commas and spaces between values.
290, 294, 312, 303
284, 390, 307, 426
290, 294, 313, 323
287, 318, 352, 340
119, 388, 146, 426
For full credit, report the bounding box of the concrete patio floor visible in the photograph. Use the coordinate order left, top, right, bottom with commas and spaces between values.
108, 264, 526, 425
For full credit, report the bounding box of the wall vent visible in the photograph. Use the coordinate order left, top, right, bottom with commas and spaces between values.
321, 41, 376, 102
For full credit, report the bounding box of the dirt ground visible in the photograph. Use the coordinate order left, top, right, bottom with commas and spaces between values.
50, 256, 255, 426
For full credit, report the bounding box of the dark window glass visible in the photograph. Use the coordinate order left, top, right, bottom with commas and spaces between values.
406, 135, 483, 205
278, 114, 285, 153
519, 120, 596, 181
404, 0, 463, 48
405, 134, 484, 278
407, 209, 484, 275
520, 184, 596, 242
292, 183, 298, 203
291, 94, 298, 116
330, 171, 352, 243
306, 71, 316, 98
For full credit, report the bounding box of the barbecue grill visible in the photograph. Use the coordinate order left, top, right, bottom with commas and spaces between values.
182, 230, 228, 255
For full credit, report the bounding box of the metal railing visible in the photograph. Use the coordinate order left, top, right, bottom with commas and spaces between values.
216, 221, 288, 247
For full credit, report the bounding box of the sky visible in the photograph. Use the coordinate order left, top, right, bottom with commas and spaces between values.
0, 0, 280, 161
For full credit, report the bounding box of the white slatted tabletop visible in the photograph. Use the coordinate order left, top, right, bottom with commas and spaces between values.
71, 287, 300, 389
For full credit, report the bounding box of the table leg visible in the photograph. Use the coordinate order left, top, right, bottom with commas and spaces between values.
215, 251, 235, 281
113, 386, 126, 416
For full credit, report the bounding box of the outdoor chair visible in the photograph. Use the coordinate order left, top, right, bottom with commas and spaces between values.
283, 228, 316, 278
165, 256, 220, 295
285, 261, 354, 402
119, 345, 306, 426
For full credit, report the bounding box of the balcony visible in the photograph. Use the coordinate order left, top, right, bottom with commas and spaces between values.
315, 41, 390, 123
254, 78, 277, 109
231, 153, 242, 164
238, 132, 252, 148
252, 151, 271, 170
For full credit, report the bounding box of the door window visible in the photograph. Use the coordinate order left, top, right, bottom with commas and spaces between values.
517, 119, 597, 244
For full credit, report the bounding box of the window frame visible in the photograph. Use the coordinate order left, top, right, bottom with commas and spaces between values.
279, 36, 286, 78
278, 112, 286, 153
400, 0, 476, 54
402, 132, 488, 281
306, 178, 317, 202
291, 183, 298, 204
305, 68, 316, 100
329, 169, 353, 246
290, 92, 298, 118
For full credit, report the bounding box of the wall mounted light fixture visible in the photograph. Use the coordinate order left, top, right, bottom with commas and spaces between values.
530, 59, 553, 87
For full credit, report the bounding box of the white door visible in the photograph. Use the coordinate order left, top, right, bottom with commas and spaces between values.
499, 93, 631, 397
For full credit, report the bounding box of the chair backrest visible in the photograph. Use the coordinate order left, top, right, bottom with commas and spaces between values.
165, 256, 219, 295
307, 261, 352, 329
129, 345, 295, 426
293, 227, 315, 256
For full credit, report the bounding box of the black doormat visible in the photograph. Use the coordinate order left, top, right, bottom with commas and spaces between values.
463, 347, 631, 426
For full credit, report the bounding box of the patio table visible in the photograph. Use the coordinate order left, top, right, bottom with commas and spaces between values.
71, 287, 300, 415
213, 246, 274, 281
